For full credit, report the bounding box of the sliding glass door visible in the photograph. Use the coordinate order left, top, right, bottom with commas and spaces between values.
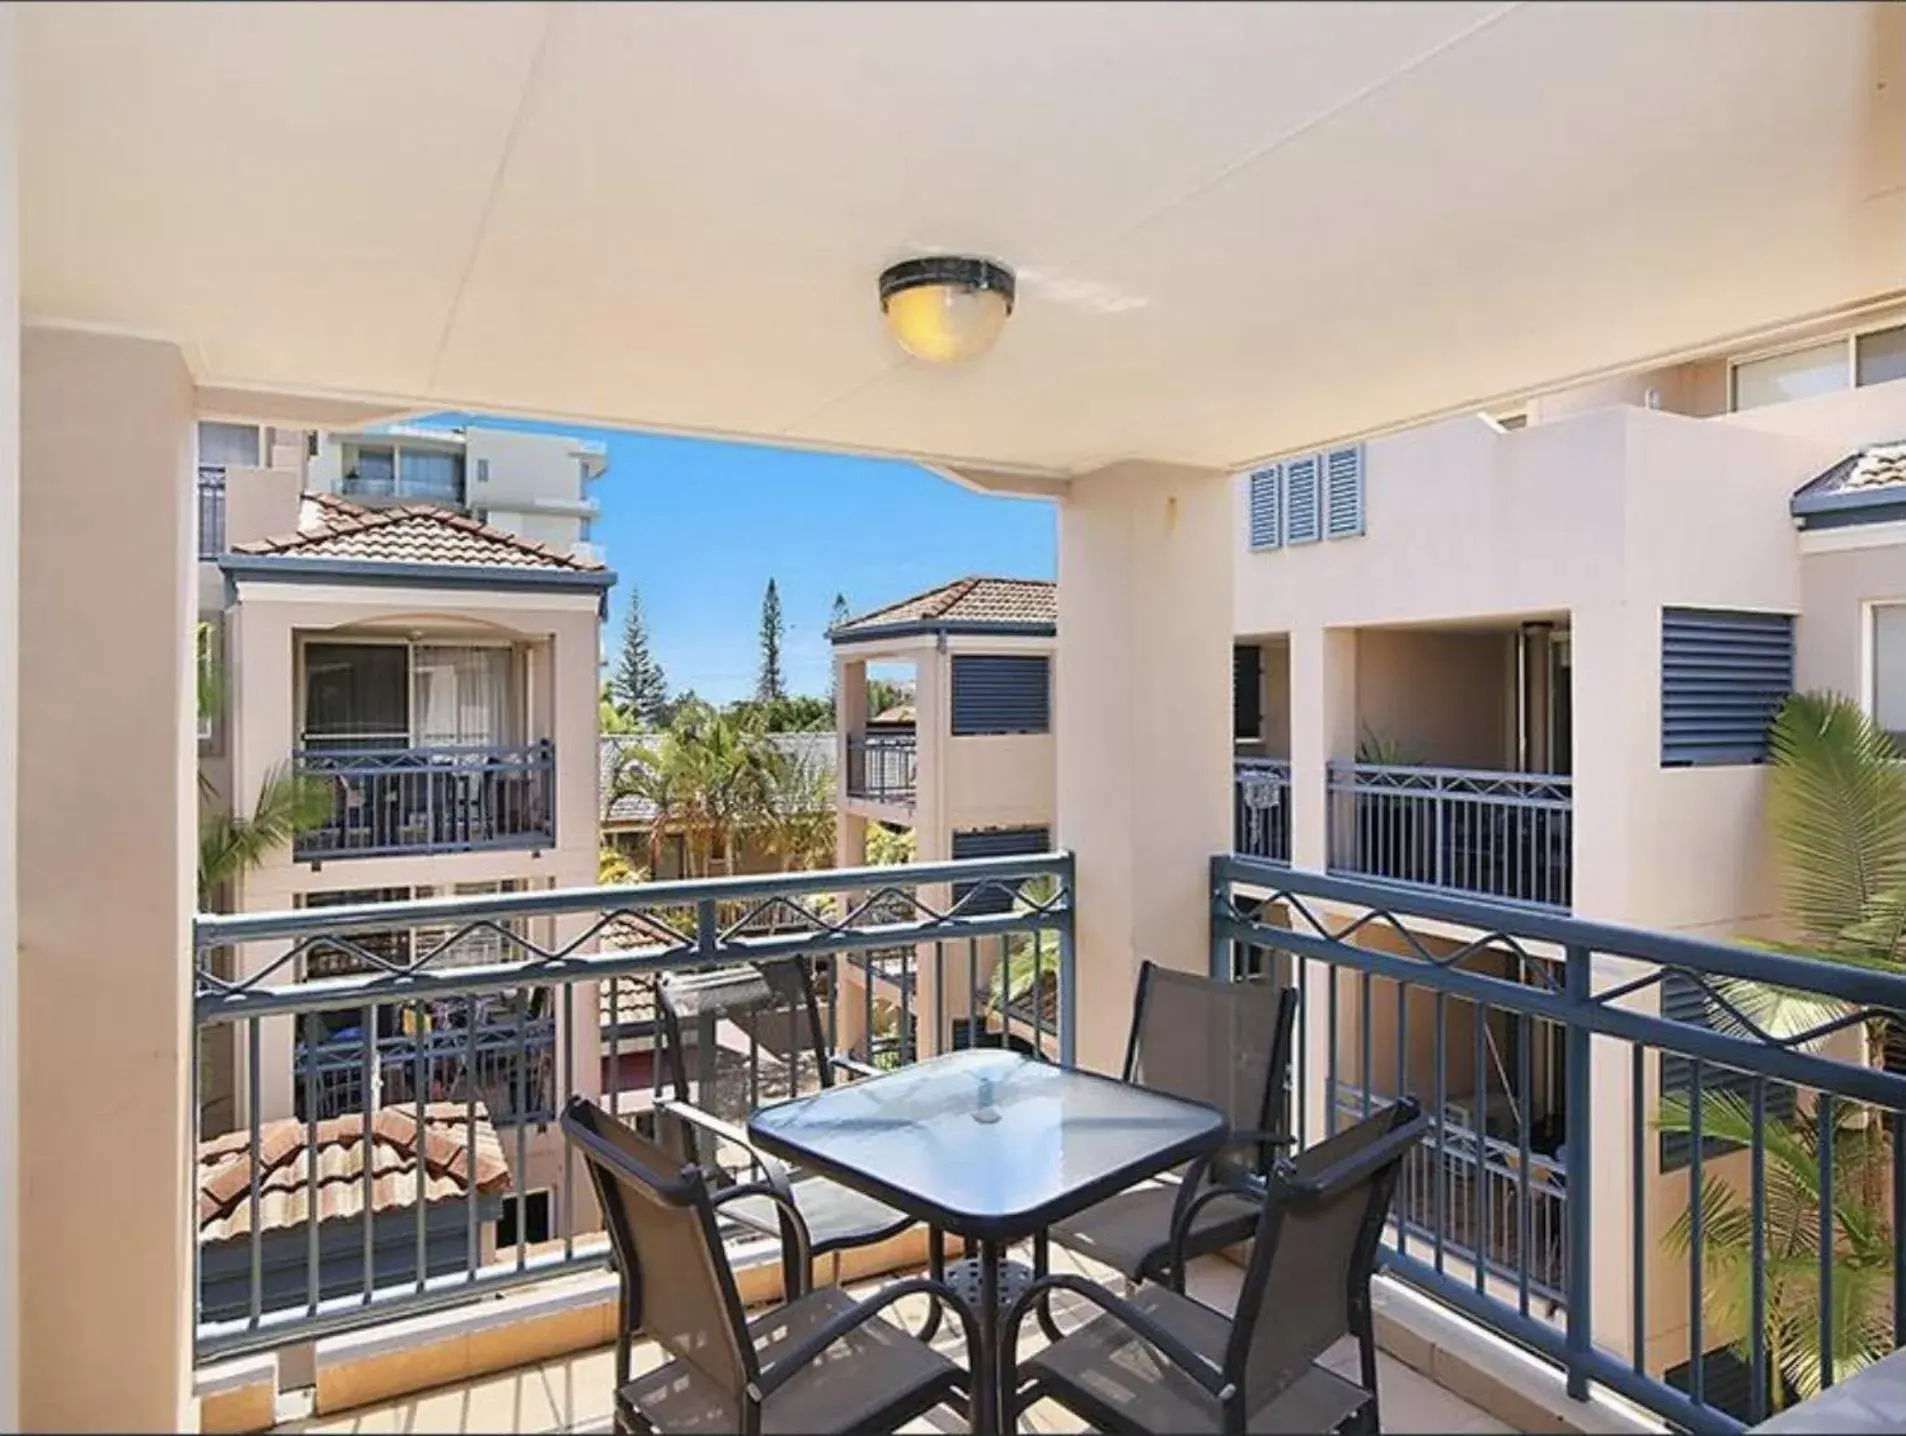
302, 641, 518, 750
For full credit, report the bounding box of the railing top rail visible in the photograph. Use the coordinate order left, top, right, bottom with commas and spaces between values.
1217, 854, 1906, 1012
197, 850, 1074, 948
1233, 756, 1291, 772
847, 732, 918, 747
1326, 759, 1572, 790
295, 740, 552, 760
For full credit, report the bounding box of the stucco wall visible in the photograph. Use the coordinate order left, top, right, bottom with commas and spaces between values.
1798, 541, 1906, 700
1354, 628, 1513, 768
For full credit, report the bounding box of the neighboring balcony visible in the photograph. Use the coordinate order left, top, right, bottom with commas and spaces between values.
845, 731, 917, 805
1326, 761, 1573, 910
293, 741, 556, 861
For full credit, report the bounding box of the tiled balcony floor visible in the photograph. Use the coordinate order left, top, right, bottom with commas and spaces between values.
282, 1246, 1509, 1435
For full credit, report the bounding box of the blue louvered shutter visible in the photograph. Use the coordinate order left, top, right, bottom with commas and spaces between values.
1659, 971, 1795, 1172
1248, 465, 1282, 550
1285, 455, 1321, 544
1661, 609, 1794, 766
1325, 444, 1365, 539
951, 826, 1051, 915
951, 655, 1050, 735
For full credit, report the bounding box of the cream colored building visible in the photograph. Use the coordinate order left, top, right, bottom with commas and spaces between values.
1231, 310, 1906, 1394
5, 3, 1905, 1429
200, 420, 608, 565
831, 578, 1057, 1058
197, 443, 613, 1243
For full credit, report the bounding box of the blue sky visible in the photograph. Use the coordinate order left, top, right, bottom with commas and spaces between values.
423, 415, 1055, 702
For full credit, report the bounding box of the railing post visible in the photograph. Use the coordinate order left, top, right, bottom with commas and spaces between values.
1564, 941, 1592, 1402
1057, 853, 1077, 1068
1209, 856, 1228, 982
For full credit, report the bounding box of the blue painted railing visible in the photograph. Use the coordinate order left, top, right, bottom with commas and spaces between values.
293, 741, 555, 860
197, 466, 226, 558
1214, 854, 1906, 1433
845, 732, 917, 804
193, 853, 1075, 1360
1328, 760, 1572, 910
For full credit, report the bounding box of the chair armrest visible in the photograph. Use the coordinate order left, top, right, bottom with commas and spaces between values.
655, 1096, 792, 1186
1001, 1272, 1230, 1400
706, 1180, 814, 1289
828, 1052, 881, 1081
751, 1276, 979, 1400
1167, 1182, 1267, 1278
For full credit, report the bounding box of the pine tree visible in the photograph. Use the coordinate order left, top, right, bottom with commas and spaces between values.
757, 578, 786, 702
829, 592, 850, 708
613, 588, 669, 728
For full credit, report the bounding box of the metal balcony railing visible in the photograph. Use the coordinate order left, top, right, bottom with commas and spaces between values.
192, 853, 1075, 1359
292, 741, 555, 860
1233, 757, 1291, 862
1214, 854, 1906, 1434
339, 469, 465, 507
845, 732, 917, 804
1327, 761, 1572, 910
197, 466, 226, 558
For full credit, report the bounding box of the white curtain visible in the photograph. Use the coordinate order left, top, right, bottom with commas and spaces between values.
412, 645, 514, 749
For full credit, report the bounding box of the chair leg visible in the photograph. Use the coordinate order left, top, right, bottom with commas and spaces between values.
1033, 1229, 1066, 1343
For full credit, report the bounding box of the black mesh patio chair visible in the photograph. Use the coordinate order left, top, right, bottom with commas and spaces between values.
1041, 963, 1300, 1290
562, 1096, 979, 1435
1006, 1099, 1430, 1436
654, 962, 914, 1294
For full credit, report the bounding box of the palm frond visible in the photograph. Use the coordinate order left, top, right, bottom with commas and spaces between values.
1766, 691, 1906, 956
198, 763, 330, 899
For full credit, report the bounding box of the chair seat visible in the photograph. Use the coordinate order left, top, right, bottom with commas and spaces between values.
1023, 1282, 1370, 1435
721, 1171, 914, 1255
621, 1285, 961, 1434
1049, 1179, 1261, 1281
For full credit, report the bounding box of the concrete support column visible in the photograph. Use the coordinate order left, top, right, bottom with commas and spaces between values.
0, 11, 20, 1423
1288, 624, 1357, 873
20, 327, 197, 1429
1287, 623, 1359, 1138
834, 657, 866, 867
1056, 460, 1231, 1075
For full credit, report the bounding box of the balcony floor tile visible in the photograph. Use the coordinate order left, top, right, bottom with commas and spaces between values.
284, 1243, 1506, 1435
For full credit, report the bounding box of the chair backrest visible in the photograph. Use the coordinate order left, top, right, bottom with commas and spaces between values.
657, 960, 831, 1113
560, 1096, 756, 1400
1226, 1099, 1430, 1406
1123, 962, 1298, 1171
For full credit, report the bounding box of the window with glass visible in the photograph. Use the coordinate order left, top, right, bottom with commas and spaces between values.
399, 448, 464, 504
1875, 604, 1906, 750
1730, 322, 1906, 411
301, 641, 517, 750
197, 421, 261, 469
1856, 324, 1906, 390
1731, 340, 1849, 411
342, 445, 397, 498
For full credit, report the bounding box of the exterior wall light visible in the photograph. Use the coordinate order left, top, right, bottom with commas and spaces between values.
878, 256, 1016, 363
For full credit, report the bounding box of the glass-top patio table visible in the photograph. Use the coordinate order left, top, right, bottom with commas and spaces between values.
748, 1047, 1229, 1434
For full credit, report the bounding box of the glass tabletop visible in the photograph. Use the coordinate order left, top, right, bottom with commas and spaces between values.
747, 1049, 1228, 1241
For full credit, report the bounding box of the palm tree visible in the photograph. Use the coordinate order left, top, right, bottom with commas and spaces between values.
198, 763, 335, 905
1658, 1092, 1895, 1410
1709, 691, 1906, 1058
607, 700, 777, 878
1652, 690, 1906, 1411
987, 873, 1062, 1028
759, 742, 836, 872
195, 626, 330, 906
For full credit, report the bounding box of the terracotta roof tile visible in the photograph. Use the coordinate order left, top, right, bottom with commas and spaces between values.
1839, 442, 1906, 492
197, 1103, 510, 1245
830, 577, 1056, 638
232, 503, 603, 572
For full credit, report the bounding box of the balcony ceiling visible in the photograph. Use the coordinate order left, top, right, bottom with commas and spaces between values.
19, 2, 1905, 477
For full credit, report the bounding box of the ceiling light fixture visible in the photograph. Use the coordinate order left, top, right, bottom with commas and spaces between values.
878, 256, 1015, 364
